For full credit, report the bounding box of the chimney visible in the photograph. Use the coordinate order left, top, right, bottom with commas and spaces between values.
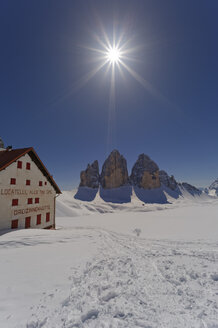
0, 137, 5, 151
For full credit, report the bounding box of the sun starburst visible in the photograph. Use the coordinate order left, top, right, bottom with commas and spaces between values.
106, 47, 121, 63
52, 18, 179, 153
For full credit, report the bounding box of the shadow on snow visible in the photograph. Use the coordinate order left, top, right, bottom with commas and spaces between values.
74, 187, 98, 202
74, 185, 181, 204
99, 186, 132, 204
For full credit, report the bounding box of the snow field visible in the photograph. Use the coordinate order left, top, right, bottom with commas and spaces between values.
0, 193, 218, 327
0, 228, 98, 328
26, 228, 218, 328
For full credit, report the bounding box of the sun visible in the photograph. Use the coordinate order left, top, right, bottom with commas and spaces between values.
107, 47, 121, 63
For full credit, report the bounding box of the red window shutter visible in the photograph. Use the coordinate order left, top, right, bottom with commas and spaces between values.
25, 217, 31, 229
26, 162, 31, 170
39, 181, 42, 186
35, 198, 39, 204
12, 199, 18, 206
11, 219, 18, 229
17, 161, 22, 169
36, 214, 41, 225
26, 180, 31, 186
27, 198, 32, 205
10, 178, 16, 185
46, 212, 50, 222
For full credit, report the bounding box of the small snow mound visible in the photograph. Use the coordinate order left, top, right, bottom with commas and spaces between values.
81, 309, 99, 322
61, 296, 70, 307
26, 317, 47, 328
101, 290, 118, 302
211, 273, 218, 281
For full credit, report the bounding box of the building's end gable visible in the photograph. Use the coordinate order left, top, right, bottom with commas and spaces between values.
0, 148, 61, 194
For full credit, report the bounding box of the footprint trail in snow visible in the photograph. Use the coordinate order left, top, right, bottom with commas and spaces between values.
27, 228, 218, 328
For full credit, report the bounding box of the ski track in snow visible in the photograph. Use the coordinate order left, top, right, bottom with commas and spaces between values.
26, 227, 218, 328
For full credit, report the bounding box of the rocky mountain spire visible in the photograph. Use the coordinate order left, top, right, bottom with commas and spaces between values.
130, 154, 160, 189
100, 150, 129, 189
79, 160, 100, 188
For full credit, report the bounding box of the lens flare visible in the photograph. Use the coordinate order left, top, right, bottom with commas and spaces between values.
59, 20, 178, 117
52, 18, 179, 154
107, 47, 121, 63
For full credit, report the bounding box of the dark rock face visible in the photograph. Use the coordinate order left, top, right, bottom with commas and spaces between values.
100, 150, 129, 189
79, 160, 100, 188
159, 170, 178, 191
180, 182, 202, 195
130, 154, 161, 189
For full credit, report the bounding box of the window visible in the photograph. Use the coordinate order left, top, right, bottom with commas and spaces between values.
35, 198, 39, 204
11, 219, 18, 229
26, 162, 31, 170
12, 199, 18, 206
17, 161, 22, 169
39, 181, 43, 186
45, 182, 47, 186
25, 217, 31, 229
10, 178, 16, 185
46, 212, 50, 222
36, 214, 41, 225
26, 179, 31, 186
27, 198, 32, 205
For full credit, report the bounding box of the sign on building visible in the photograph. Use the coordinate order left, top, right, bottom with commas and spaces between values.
0, 146, 61, 230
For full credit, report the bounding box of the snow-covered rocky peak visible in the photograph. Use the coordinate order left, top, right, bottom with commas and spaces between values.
208, 179, 218, 196
209, 179, 218, 191
179, 182, 202, 196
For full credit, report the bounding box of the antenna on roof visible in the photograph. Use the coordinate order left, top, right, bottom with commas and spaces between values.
0, 137, 5, 149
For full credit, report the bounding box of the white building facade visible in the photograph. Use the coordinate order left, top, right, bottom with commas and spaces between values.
0, 147, 61, 231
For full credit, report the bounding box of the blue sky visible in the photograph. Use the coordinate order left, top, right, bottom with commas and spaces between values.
1, 0, 218, 189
